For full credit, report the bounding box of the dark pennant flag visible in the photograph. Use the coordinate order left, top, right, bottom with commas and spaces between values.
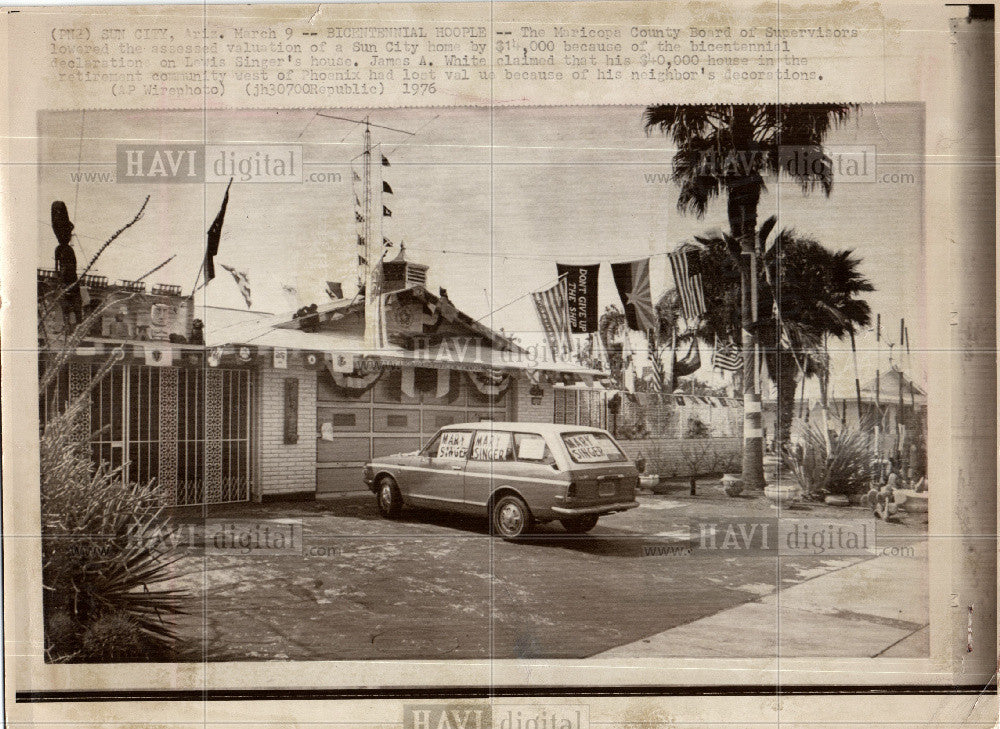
556, 263, 599, 334
383, 181, 393, 194
383, 206, 392, 217
381, 155, 390, 167
204, 177, 233, 282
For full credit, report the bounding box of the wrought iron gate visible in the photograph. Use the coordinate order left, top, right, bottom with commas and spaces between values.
43, 362, 254, 506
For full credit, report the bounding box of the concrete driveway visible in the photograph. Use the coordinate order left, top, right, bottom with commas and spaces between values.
164, 486, 928, 660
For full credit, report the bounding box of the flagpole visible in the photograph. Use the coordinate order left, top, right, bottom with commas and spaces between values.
190, 260, 205, 297
849, 329, 863, 423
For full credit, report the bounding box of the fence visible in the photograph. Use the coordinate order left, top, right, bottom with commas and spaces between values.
554, 386, 742, 440
617, 437, 743, 478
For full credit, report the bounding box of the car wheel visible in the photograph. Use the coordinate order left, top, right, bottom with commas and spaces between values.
376, 476, 402, 519
492, 495, 532, 539
560, 515, 599, 533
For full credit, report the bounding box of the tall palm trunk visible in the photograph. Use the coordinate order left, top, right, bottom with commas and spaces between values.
775, 352, 799, 446
727, 107, 766, 488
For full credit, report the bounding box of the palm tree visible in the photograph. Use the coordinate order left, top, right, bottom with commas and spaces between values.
598, 304, 627, 388
658, 226, 874, 447
644, 103, 854, 488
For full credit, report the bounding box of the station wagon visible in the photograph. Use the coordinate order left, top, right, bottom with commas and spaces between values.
362, 422, 640, 538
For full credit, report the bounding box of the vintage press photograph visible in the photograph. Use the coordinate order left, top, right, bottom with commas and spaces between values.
36, 104, 928, 663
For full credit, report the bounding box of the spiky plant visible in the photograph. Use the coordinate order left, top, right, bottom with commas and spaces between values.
782, 420, 875, 497
39, 196, 189, 662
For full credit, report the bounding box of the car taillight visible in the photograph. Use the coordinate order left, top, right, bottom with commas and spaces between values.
566, 482, 577, 498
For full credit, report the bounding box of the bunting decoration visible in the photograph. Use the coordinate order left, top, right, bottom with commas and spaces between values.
328, 363, 383, 397
219, 263, 252, 309
556, 263, 599, 333
668, 244, 707, 320
204, 177, 233, 282
381, 154, 390, 166
467, 370, 511, 397
355, 211, 365, 223
611, 258, 656, 331
712, 336, 743, 372
383, 181, 393, 194
383, 205, 392, 217
325, 281, 343, 300
530, 277, 573, 362
383, 237, 394, 248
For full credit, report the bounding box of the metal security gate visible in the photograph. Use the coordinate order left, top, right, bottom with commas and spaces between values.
45, 362, 254, 506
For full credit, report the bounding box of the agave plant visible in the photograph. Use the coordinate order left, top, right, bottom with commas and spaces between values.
41, 406, 190, 662
782, 420, 874, 497
39, 196, 189, 662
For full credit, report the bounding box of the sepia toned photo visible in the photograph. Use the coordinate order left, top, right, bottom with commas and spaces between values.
36, 103, 929, 662
2, 1, 996, 726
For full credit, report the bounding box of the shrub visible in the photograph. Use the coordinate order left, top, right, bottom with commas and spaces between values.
782, 420, 874, 497
41, 368, 189, 662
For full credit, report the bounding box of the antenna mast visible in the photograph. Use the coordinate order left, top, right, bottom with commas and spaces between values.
361, 117, 372, 288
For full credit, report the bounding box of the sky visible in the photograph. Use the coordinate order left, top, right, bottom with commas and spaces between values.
38, 104, 924, 396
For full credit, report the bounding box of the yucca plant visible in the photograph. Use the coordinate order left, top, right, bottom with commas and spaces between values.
782, 420, 874, 497
39, 196, 190, 662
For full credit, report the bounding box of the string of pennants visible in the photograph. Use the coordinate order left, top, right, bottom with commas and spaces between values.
352, 150, 395, 279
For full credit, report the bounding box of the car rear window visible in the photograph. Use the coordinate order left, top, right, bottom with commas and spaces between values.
561, 432, 627, 463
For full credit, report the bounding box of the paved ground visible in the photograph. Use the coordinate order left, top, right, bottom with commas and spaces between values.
163, 482, 928, 661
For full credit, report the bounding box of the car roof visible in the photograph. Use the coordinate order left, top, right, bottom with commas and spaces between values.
440, 421, 610, 436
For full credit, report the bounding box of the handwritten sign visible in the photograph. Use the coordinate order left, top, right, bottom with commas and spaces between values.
471, 431, 513, 461
563, 434, 608, 463
437, 431, 471, 460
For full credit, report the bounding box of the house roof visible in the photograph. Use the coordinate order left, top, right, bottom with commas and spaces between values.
860, 367, 926, 403
201, 301, 602, 376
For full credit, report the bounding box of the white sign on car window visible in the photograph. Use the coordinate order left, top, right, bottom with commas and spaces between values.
562, 433, 608, 463
437, 431, 471, 459
471, 431, 513, 461
516, 434, 547, 461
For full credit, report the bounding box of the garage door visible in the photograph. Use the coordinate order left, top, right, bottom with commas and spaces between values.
315, 366, 511, 495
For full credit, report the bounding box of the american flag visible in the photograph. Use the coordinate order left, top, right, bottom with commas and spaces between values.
712, 337, 743, 372
668, 244, 707, 320
531, 277, 573, 362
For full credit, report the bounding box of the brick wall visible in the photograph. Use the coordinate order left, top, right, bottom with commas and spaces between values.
617, 437, 742, 478
510, 376, 553, 423
257, 365, 317, 498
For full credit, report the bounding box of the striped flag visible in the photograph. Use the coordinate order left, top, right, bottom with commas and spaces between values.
364, 252, 388, 352
531, 277, 573, 362
712, 336, 743, 372
219, 263, 251, 309
668, 244, 707, 320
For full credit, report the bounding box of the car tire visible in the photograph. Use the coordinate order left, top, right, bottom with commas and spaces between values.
560, 515, 600, 533
491, 494, 532, 540
376, 476, 403, 519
